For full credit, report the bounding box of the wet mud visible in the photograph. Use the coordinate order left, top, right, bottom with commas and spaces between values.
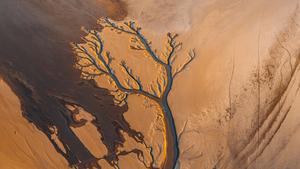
0, 0, 144, 168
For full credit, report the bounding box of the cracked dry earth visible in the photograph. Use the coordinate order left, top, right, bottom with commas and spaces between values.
1, 0, 300, 169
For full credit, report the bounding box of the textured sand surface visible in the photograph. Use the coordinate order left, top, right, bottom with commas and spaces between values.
126, 0, 300, 168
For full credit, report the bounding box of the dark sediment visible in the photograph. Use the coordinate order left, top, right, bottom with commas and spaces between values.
0, 0, 144, 168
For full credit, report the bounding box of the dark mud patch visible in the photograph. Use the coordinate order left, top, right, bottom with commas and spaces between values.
0, 0, 144, 168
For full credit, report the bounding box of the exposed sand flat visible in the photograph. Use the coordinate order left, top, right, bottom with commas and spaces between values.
0, 79, 69, 169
